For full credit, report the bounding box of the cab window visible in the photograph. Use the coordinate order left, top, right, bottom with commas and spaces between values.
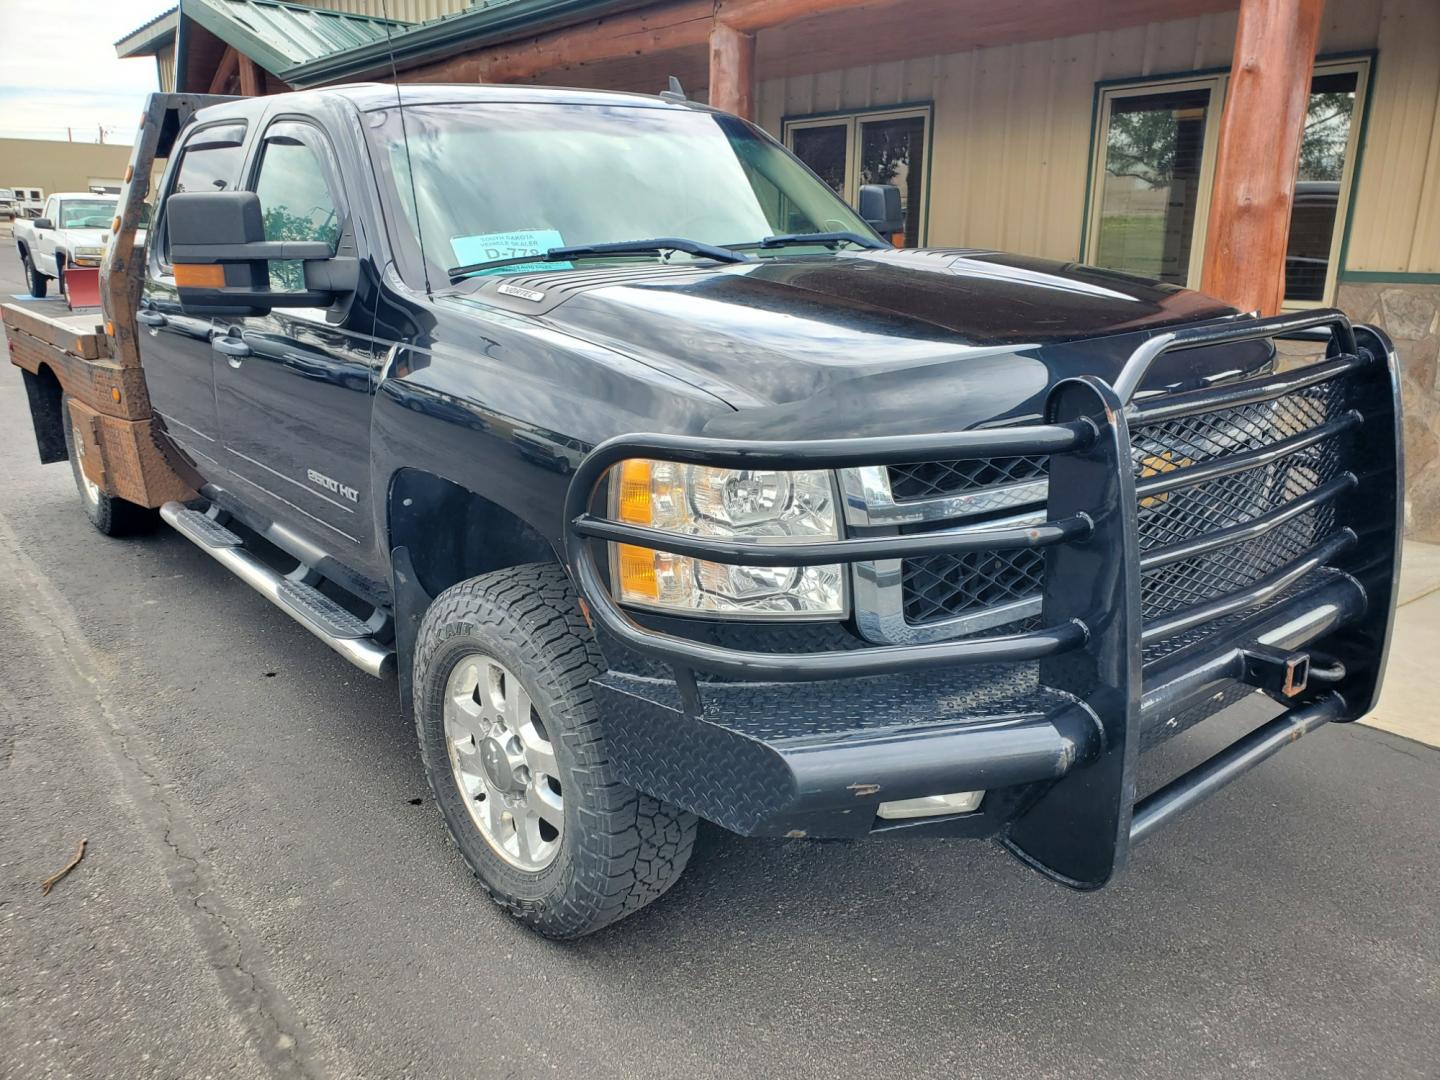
159, 123, 247, 266
252, 129, 341, 293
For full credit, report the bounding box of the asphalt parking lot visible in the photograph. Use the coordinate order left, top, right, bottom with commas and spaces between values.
0, 252, 1437, 1079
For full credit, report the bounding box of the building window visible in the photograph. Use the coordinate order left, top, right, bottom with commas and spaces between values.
1084, 59, 1368, 305
783, 105, 932, 246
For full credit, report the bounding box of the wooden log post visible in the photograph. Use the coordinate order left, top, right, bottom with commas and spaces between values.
238, 53, 262, 96
708, 22, 755, 120
1199, 0, 1325, 315
208, 46, 239, 95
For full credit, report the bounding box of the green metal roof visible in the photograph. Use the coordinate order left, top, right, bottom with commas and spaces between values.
180, 0, 410, 78
281, 0, 645, 88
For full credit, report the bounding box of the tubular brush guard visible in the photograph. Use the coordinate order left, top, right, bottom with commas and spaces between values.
562, 309, 1402, 890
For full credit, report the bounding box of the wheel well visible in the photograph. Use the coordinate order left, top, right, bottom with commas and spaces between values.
16, 239, 28, 257
20, 364, 68, 464
387, 469, 557, 600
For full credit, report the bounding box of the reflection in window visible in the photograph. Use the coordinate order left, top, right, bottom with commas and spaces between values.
1093, 88, 1211, 285
858, 115, 926, 247
254, 136, 339, 293
1285, 71, 1357, 302
791, 124, 847, 196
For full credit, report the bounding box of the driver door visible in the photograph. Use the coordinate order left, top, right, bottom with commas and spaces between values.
213, 120, 382, 568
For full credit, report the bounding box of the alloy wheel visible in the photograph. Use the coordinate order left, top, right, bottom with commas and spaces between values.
443, 653, 564, 871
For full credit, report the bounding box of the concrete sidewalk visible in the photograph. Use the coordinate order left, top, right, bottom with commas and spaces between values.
1364, 539, 1440, 747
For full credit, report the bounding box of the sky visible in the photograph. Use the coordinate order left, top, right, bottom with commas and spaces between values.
0, 0, 168, 143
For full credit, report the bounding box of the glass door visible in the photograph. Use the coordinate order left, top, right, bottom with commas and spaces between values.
786, 107, 931, 246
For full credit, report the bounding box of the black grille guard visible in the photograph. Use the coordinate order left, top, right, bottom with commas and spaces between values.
562, 309, 1403, 889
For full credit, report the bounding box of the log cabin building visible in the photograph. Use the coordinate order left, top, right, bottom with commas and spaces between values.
116, 0, 1440, 534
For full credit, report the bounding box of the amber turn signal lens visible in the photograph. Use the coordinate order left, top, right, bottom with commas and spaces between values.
616, 459, 655, 524
615, 543, 660, 600
174, 263, 226, 288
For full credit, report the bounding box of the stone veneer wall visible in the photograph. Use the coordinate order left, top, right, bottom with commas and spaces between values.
1336, 281, 1440, 540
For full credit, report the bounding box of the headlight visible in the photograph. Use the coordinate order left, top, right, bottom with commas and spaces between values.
608, 459, 845, 619
73, 246, 105, 259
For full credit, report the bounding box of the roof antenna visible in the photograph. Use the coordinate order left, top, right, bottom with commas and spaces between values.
659, 76, 687, 103
378, 0, 432, 296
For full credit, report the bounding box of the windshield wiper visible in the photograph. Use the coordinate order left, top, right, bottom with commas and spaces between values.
727, 231, 887, 252
447, 237, 749, 283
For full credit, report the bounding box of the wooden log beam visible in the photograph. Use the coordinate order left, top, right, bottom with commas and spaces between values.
708, 22, 755, 119
480, 0, 712, 82
715, 0, 910, 35
1200, 0, 1324, 315
208, 46, 239, 94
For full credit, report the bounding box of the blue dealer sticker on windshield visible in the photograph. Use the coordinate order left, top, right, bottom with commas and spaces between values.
450, 229, 572, 273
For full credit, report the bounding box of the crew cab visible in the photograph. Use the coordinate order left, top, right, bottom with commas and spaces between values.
3, 89, 1402, 938
13, 191, 120, 298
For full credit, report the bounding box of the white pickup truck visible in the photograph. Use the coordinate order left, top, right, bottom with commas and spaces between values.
13, 192, 120, 298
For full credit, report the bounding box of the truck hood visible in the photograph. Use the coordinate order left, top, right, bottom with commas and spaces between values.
55, 227, 112, 247
461, 248, 1264, 437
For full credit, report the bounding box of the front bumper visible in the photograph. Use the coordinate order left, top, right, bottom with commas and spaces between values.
564, 311, 1402, 890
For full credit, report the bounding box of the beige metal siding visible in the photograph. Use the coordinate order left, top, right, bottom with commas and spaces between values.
301, 0, 469, 23
0, 140, 134, 196
157, 43, 176, 93
757, 0, 1436, 274
1344, 0, 1440, 273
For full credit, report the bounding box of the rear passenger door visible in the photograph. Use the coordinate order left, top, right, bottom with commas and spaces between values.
213, 119, 381, 564
141, 122, 247, 467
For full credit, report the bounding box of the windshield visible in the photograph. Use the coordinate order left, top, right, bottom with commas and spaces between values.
59, 200, 115, 228
364, 102, 875, 281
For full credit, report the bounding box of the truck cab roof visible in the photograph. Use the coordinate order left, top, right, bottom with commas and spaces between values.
192, 82, 699, 128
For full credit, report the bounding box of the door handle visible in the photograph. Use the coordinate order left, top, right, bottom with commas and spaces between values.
136, 310, 167, 328
212, 336, 252, 360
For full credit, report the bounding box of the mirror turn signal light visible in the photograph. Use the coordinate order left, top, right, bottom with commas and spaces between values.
174, 263, 226, 288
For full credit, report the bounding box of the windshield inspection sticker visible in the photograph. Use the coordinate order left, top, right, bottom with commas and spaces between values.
450, 229, 572, 273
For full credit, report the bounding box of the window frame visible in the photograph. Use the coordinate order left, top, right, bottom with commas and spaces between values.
1083, 75, 1225, 290
781, 102, 934, 246
1081, 55, 1373, 307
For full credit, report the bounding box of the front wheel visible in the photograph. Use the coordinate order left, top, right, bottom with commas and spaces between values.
20, 249, 47, 298
60, 394, 157, 535
413, 563, 697, 938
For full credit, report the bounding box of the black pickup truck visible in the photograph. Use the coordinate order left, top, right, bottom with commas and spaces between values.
7, 87, 1402, 938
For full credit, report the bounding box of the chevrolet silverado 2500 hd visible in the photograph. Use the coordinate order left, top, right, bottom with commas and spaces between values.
2, 89, 1402, 938
13, 192, 121, 298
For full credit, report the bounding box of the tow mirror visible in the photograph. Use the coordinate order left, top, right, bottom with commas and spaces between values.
32, 218, 54, 231
857, 183, 903, 241
167, 190, 357, 317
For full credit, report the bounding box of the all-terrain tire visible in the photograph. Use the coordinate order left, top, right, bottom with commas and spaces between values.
61, 394, 158, 536
414, 563, 697, 938
21, 248, 47, 298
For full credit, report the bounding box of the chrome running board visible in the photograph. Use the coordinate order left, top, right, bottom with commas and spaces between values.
161, 502, 394, 677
